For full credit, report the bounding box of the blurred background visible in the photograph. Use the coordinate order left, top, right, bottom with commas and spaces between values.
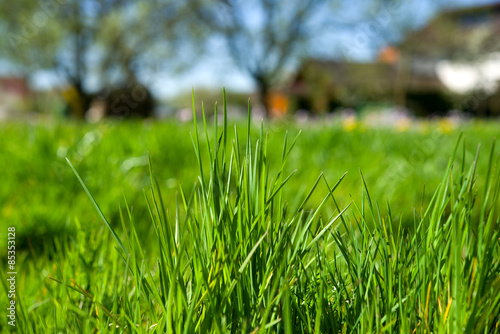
1, 0, 500, 121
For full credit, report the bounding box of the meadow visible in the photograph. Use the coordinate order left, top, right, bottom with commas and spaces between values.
0, 99, 499, 332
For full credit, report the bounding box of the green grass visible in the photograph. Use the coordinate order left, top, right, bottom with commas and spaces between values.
1, 92, 500, 332
1, 113, 499, 253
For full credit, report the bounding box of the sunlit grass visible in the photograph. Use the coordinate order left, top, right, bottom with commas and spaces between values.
1, 92, 499, 332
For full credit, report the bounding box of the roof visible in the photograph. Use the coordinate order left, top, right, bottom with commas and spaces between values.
290, 58, 442, 97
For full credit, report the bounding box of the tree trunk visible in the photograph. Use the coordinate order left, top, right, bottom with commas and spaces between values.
256, 78, 272, 118
63, 82, 92, 119
65, 21, 92, 119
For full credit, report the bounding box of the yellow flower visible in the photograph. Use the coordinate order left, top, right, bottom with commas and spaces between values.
395, 118, 411, 132
343, 116, 358, 132
438, 119, 454, 134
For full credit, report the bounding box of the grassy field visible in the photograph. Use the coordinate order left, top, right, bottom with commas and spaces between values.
1, 99, 500, 332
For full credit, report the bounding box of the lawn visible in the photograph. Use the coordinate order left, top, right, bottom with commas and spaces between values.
1, 99, 499, 332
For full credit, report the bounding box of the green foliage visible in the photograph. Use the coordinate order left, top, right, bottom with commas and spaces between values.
0, 94, 499, 332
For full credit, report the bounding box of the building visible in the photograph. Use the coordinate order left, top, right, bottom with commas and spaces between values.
288, 3, 500, 116
0, 76, 31, 119
288, 55, 450, 116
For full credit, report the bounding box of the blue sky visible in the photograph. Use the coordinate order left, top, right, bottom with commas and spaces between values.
27, 0, 500, 98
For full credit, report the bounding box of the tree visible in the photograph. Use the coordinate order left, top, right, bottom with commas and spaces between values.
0, 0, 200, 118
196, 0, 329, 117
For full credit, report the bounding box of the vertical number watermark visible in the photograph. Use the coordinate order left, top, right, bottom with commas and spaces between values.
7, 227, 16, 327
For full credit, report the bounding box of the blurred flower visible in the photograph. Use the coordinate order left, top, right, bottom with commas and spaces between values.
395, 118, 411, 132
343, 115, 358, 132
438, 119, 454, 134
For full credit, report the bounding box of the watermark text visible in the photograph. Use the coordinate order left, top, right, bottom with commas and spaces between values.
7, 227, 16, 327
